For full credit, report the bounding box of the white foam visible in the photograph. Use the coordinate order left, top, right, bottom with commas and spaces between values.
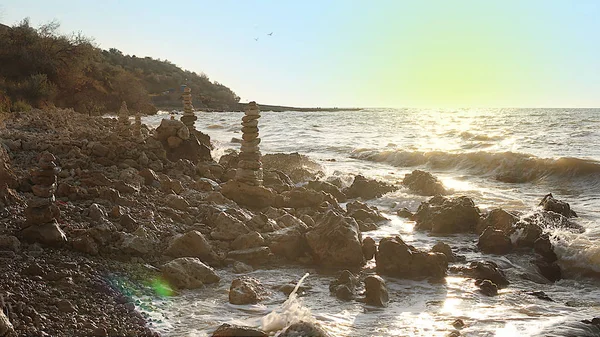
549, 228, 600, 274
260, 273, 314, 333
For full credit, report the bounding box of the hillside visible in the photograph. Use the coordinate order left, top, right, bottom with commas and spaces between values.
0, 19, 240, 115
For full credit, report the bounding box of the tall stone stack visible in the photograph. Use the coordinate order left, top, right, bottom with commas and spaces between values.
180, 86, 197, 132
134, 111, 143, 141
235, 102, 263, 186
22, 151, 66, 246
118, 101, 131, 136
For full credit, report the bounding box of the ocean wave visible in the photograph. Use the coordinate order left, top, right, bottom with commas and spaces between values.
350, 149, 600, 183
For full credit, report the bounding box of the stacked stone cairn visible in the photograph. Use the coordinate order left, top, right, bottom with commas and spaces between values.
180, 86, 197, 132
23, 151, 66, 245
134, 111, 143, 141
117, 101, 131, 136
235, 102, 263, 186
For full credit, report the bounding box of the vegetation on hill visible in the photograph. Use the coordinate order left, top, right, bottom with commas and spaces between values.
0, 19, 240, 115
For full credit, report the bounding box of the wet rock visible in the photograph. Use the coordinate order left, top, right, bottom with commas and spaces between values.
465, 261, 509, 288
414, 196, 481, 234
475, 279, 498, 296
161, 257, 220, 289
329, 270, 358, 300
231, 231, 265, 250
164, 230, 218, 264
539, 193, 577, 218
21, 222, 67, 247
396, 207, 414, 219
431, 241, 457, 262
527, 291, 553, 301
211, 323, 268, 337
452, 319, 465, 329
227, 247, 272, 265
279, 321, 331, 337
510, 220, 543, 248
344, 175, 396, 200
346, 201, 387, 223
477, 227, 513, 255
534, 259, 562, 282
305, 211, 365, 268
376, 236, 448, 280
221, 180, 275, 209
533, 234, 558, 262
402, 170, 447, 196
305, 180, 347, 202
362, 237, 376, 260
229, 277, 263, 305
364, 275, 389, 307
476, 208, 519, 235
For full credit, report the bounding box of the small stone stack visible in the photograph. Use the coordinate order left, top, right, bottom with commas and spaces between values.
180, 86, 197, 132
23, 152, 66, 245
235, 102, 263, 186
118, 101, 131, 136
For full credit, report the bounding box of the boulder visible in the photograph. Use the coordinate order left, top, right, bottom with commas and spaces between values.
362, 237, 377, 260
210, 213, 250, 241
477, 227, 513, 255
221, 180, 275, 209
0, 235, 20, 252
232, 261, 254, 274
229, 277, 263, 305
475, 279, 498, 296
118, 226, 157, 256
364, 275, 389, 307
265, 226, 309, 261
539, 193, 577, 218
476, 208, 519, 235
231, 231, 265, 250
305, 180, 347, 202
139, 168, 159, 186
329, 270, 358, 300
165, 194, 189, 211
431, 241, 457, 262
164, 231, 218, 264
344, 175, 396, 200
305, 211, 365, 268
402, 170, 447, 196
463, 261, 509, 288
227, 247, 272, 265
211, 323, 267, 337
88, 203, 107, 222
278, 321, 331, 337
510, 220, 543, 248
276, 187, 326, 209
375, 236, 447, 280
414, 196, 481, 234
71, 235, 99, 255
161, 257, 220, 289
534, 259, 562, 282
533, 234, 558, 262
21, 222, 67, 247
346, 201, 387, 223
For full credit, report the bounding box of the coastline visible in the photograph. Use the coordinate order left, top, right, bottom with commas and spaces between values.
0, 108, 598, 336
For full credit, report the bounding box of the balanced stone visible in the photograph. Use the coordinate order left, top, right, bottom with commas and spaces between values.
239, 152, 262, 161
243, 138, 261, 147
242, 115, 261, 122
242, 120, 259, 127
234, 102, 263, 186
134, 112, 143, 141
181, 86, 197, 131
242, 133, 259, 141
118, 101, 131, 136
238, 160, 262, 170
24, 151, 62, 232
240, 144, 260, 153
241, 126, 259, 134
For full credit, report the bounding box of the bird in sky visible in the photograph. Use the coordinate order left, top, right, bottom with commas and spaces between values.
267, 32, 273, 36
254, 37, 259, 41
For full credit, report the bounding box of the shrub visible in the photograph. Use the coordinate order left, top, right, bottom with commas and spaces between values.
12, 100, 32, 112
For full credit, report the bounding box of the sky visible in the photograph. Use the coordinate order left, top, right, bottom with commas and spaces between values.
1, 1, 599, 108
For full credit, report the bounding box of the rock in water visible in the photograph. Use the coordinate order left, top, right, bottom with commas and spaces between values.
364, 275, 389, 307
539, 193, 577, 218
229, 277, 263, 305
278, 321, 331, 337
402, 169, 447, 196
414, 196, 481, 234
329, 270, 358, 301
164, 230, 218, 264
211, 323, 267, 337
477, 227, 513, 255
475, 279, 498, 296
376, 236, 448, 280
305, 211, 365, 268
161, 257, 220, 289
344, 175, 397, 200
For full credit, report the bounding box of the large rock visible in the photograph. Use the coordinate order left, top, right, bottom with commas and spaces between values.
305, 211, 365, 268
329, 270, 358, 300
278, 321, 331, 337
165, 194, 189, 211
164, 231, 218, 264
265, 226, 309, 261
21, 222, 67, 247
161, 257, 220, 289
346, 201, 387, 223
276, 187, 326, 209
402, 170, 447, 196
305, 180, 347, 202
211, 323, 267, 337
477, 227, 513, 255
539, 193, 577, 218
229, 277, 263, 305
362, 237, 377, 260
431, 241, 458, 262
231, 231, 265, 250
344, 175, 396, 200
414, 196, 481, 234
461, 261, 509, 288
221, 180, 275, 209
476, 208, 519, 235
210, 212, 250, 241
375, 236, 447, 280
364, 275, 389, 307
534, 234, 558, 262
118, 226, 156, 256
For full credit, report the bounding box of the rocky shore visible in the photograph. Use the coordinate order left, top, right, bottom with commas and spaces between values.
0, 106, 597, 337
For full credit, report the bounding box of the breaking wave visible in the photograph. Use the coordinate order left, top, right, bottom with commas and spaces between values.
351, 149, 600, 183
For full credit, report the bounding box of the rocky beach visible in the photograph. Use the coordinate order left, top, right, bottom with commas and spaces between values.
0, 106, 599, 337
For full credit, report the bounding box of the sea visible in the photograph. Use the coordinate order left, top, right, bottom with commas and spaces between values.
141, 108, 600, 337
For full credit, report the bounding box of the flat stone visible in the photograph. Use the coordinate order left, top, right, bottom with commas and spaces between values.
237, 160, 262, 170
242, 133, 259, 141
242, 115, 261, 122
241, 144, 260, 153
242, 138, 261, 147
241, 120, 259, 127
21, 221, 67, 247
32, 183, 56, 198
239, 152, 262, 161
241, 126, 259, 134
